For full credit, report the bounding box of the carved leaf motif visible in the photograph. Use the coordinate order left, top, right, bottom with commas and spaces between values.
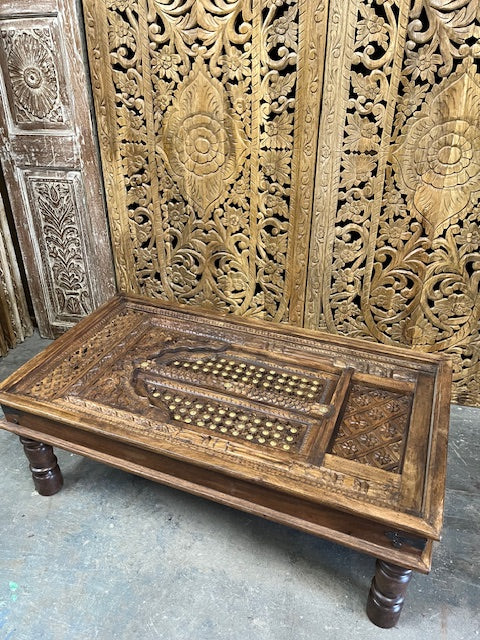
30, 179, 93, 319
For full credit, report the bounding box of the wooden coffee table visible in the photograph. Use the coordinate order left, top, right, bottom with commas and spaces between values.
0, 294, 451, 627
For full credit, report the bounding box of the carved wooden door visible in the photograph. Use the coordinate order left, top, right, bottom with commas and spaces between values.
0, 0, 116, 338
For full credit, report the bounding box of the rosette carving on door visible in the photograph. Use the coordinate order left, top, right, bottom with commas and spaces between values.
83, 0, 329, 321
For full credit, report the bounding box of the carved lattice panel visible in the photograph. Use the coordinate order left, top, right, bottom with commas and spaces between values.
306, 0, 480, 406
82, 0, 329, 322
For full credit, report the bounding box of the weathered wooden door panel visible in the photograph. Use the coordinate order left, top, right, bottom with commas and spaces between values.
0, 0, 115, 338
82, 0, 329, 324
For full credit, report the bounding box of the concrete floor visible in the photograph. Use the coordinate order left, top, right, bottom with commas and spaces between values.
0, 333, 479, 640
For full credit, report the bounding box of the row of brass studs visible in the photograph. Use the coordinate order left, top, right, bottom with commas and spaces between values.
150, 387, 303, 451
170, 358, 323, 398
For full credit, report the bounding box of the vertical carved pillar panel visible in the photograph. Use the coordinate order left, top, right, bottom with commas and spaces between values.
0, 0, 116, 338
82, 0, 329, 323
0, 190, 32, 355
306, 0, 480, 406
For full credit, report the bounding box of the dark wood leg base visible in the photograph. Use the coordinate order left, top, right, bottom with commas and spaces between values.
20, 437, 64, 496
366, 560, 413, 628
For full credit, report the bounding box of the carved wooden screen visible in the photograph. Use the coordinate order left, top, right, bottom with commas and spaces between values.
0, 0, 116, 339
82, 0, 328, 323
305, 0, 480, 406
83, 0, 479, 407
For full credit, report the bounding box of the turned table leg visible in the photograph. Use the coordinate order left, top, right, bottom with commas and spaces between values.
366, 559, 413, 628
20, 437, 63, 496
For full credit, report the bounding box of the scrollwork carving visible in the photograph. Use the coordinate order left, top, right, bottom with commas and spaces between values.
308, 0, 480, 406
84, 0, 325, 321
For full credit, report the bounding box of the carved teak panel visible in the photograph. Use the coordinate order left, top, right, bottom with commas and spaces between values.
0, 1, 115, 338
83, 0, 479, 407
83, 0, 328, 322
307, 0, 480, 407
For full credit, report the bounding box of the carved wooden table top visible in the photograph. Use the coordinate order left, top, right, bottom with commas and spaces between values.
0, 294, 451, 581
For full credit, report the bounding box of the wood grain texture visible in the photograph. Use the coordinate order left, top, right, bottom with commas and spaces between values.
0, 189, 32, 355
0, 0, 116, 338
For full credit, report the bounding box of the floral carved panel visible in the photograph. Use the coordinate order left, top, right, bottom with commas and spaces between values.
307, 0, 480, 406
20, 171, 95, 327
82, 0, 329, 322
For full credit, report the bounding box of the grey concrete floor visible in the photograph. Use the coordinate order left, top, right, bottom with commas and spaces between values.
0, 332, 479, 640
